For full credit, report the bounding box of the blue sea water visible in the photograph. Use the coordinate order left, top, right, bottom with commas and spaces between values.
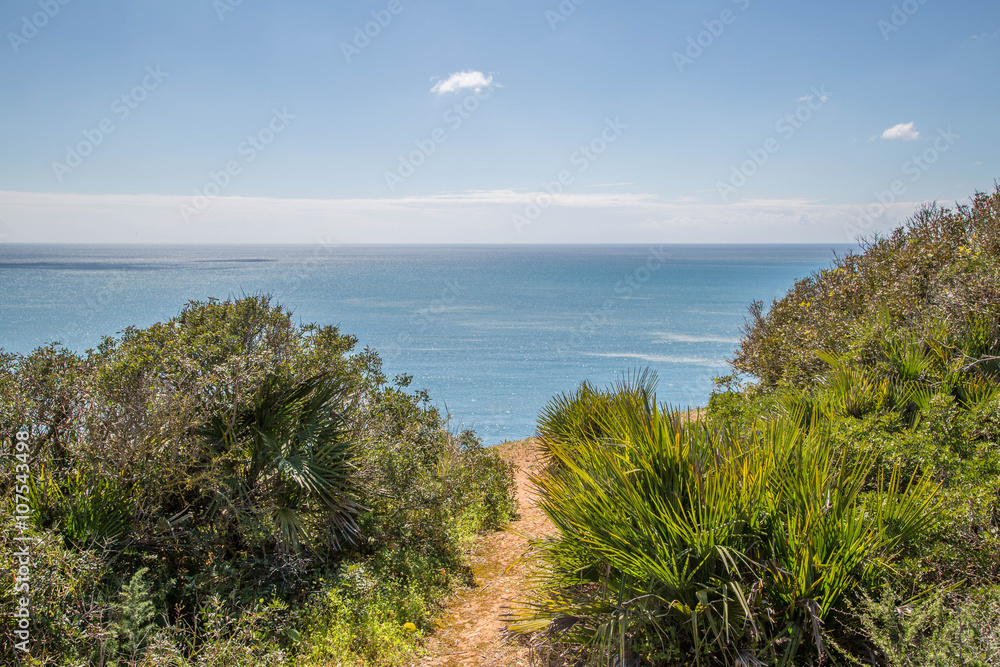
0, 244, 851, 444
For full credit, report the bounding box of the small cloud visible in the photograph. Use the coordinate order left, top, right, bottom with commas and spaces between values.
882, 122, 920, 141
430, 70, 495, 95
798, 93, 830, 103
974, 161, 983, 166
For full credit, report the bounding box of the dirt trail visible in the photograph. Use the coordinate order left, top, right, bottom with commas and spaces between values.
416, 440, 552, 667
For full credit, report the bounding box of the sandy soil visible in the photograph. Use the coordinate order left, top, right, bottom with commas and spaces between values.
414, 439, 552, 667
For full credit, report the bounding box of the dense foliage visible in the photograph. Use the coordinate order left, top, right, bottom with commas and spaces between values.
0, 296, 518, 666
521, 186, 1000, 666
734, 186, 1000, 389
515, 373, 942, 665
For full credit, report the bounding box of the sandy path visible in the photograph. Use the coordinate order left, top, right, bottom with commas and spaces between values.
416, 440, 552, 667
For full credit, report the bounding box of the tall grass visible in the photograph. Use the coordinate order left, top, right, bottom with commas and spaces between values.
514, 372, 941, 666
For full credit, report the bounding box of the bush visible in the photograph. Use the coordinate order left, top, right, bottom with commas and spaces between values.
859, 586, 1000, 667
515, 186, 1000, 665
697, 184, 1000, 666
0, 296, 517, 666
514, 372, 941, 666
733, 186, 1000, 388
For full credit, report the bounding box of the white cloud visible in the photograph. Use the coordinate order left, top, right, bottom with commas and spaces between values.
430, 70, 494, 95
0, 189, 933, 244
881, 122, 920, 141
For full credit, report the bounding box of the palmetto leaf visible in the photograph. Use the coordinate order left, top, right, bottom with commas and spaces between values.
197, 373, 362, 553
514, 370, 942, 666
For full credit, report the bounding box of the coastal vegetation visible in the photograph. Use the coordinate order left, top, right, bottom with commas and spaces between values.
3, 184, 1000, 666
517, 185, 1000, 665
0, 296, 518, 666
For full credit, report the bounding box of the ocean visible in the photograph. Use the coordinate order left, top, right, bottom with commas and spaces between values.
0, 244, 850, 443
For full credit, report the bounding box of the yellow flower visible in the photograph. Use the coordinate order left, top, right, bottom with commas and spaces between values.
403, 622, 417, 634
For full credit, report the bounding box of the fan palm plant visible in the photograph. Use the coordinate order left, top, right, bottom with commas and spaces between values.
27, 466, 136, 548
514, 372, 940, 666
198, 373, 362, 553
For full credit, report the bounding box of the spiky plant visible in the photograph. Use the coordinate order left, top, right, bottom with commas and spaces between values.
27, 466, 136, 548
513, 373, 941, 666
198, 373, 362, 553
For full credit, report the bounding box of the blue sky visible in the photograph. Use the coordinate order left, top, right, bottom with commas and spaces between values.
0, 0, 997, 243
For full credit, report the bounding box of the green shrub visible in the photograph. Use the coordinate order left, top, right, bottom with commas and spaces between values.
734, 186, 1000, 388
104, 568, 158, 665
29, 466, 136, 549
196, 373, 362, 554
858, 586, 1000, 667
515, 373, 941, 666
0, 296, 517, 666
699, 184, 1000, 666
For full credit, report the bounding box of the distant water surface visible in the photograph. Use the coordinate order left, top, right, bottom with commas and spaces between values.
0, 244, 851, 443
